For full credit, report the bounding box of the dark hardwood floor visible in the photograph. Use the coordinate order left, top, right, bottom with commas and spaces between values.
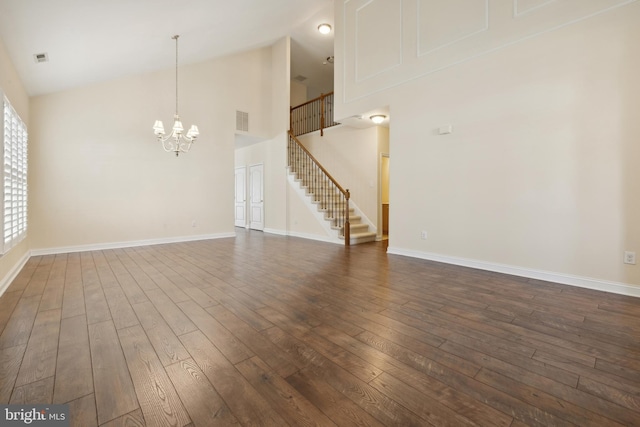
1, 230, 640, 426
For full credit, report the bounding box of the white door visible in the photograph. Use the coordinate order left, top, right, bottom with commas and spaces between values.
249, 164, 264, 231
234, 166, 246, 228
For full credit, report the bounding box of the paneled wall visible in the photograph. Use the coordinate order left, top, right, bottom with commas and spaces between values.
339, 0, 635, 104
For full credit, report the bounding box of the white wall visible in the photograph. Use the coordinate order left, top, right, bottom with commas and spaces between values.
30, 47, 276, 252
335, 2, 640, 291
290, 80, 307, 108
0, 40, 29, 122
266, 38, 291, 234
234, 37, 290, 235
0, 38, 31, 293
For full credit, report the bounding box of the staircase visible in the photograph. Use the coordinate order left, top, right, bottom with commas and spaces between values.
288, 131, 377, 245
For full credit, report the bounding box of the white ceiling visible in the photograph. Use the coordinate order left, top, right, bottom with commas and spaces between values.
0, 0, 334, 96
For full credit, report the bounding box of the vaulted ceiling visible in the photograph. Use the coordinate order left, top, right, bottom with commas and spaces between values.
0, 0, 334, 96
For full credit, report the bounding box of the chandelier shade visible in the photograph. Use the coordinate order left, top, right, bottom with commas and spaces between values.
153, 35, 199, 157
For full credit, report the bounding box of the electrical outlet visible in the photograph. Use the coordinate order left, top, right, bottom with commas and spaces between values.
624, 251, 636, 265
191, 220, 197, 228
420, 231, 428, 240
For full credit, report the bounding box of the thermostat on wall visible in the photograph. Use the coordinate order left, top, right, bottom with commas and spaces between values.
438, 125, 453, 135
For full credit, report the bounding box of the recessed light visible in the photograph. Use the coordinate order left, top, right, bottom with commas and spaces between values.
370, 115, 386, 124
318, 23, 332, 35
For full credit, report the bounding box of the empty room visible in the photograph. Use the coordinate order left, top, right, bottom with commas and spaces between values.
1, 0, 639, 426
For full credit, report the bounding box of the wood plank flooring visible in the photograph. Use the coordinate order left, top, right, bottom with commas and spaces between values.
1, 231, 640, 426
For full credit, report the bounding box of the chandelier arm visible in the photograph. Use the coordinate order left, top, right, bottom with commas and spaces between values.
161, 139, 176, 152
157, 132, 195, 145
161, 139, 192, 154
156, 133, 173, 144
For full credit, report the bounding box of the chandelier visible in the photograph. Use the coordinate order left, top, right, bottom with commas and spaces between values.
153, 35, 199, 157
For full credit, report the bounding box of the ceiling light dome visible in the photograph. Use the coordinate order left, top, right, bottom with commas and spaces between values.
370, 115, 386, 124
318, 23, 332, 35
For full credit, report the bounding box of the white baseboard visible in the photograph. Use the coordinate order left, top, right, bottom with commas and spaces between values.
31, 232, 236, 256
286, 231, 343, 245
1, 233, 236, 297
14, 235, 638, 299
0, 250, 31, 297
264, 227, 342, 245
263, 228, 287, 236
387, 246, 640, 298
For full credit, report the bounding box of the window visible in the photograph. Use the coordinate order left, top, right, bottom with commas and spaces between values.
1, 93, 28, 254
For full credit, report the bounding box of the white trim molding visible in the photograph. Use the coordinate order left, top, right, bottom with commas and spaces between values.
263, 228, 287, 236
513, 0, 557, 17
354, 0, 404, 82
417, 0, 490, 57
1, 232, 236, 297
285, 231, 343, 245
387, 246, 640, 298
0, 250, 31, 297
30, 232, 236, 256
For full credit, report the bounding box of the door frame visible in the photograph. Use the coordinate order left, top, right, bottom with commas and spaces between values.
234, 166, 247, 228
249, 163, 265, 231
378, 152, 390, 240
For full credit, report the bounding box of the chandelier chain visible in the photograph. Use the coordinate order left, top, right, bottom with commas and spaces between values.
173, 35, 179, 116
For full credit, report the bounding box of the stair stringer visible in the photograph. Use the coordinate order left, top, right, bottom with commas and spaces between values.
287, 167, 378, 245
287, 170, 343, 245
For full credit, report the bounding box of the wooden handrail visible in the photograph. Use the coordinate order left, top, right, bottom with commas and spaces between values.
288, 131, 350, 246
290, 91, 334, 110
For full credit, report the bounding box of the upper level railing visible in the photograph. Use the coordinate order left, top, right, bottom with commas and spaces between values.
290, 92, 339, 137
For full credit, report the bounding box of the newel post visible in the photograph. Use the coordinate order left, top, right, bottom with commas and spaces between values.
289, 106, 293, 134
344, 189, 350, 246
